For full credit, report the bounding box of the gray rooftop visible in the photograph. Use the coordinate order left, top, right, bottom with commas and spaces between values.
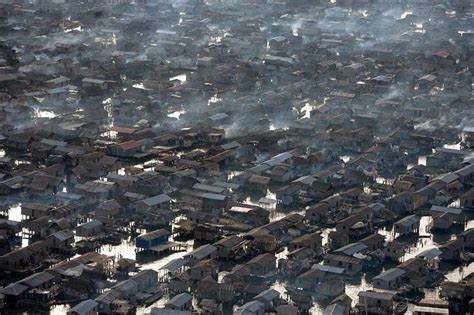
373, 267, 406, 282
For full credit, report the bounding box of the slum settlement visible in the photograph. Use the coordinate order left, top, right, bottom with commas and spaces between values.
0, 0, 473, 314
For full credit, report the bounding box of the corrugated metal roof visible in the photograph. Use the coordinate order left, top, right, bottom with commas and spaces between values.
143, 194, 171, 206
69, 299, 98, 315
373, 267, 406, 282
167, 292, 192, 307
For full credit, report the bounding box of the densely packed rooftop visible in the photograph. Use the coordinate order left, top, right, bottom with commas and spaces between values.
0, 0, 473, 314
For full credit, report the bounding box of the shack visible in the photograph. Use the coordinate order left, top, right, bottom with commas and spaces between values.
136, 229, 170, 251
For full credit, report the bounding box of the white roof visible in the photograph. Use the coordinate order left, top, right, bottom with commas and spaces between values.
335, 242, 368, 256
395, 214, 420, 226
82, 78, 106, 84
292, 175, 316, 186
263, 152, 293, 167
270, 35, 286, 42
229, 206, 255, 213
265, 55, 294, 63
248, 164, 271, 174
56, 191, 83, 200
59, 122, 85, 130
373, 267, 406, 281
156, 30, 177, 35
186, 244, 217, 260
419, 74, 437, 81
209, 113, 229, 121
258, 197, 277, 204
463, 126, 474, 133
417, 247, 442, 259
160, 258, 187, 272
373, 75, 392, 82
45, 76, 69, 84
412, 306, 449, 314
312, 264, 345, 274
345, 63, 364, 69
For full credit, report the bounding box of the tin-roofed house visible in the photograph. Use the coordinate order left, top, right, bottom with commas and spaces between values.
93, 199, 122, 228
165, 292, 192, 311
67, 299, 98, 315
95, 288, 122, 315
25, 216, 49, 238
131, 269, 158, 292
254, 288, 279, 311
394, 214, 420, 237
134, 194, 173, 227
213, 235, 246, 259
134, 194, 172, 213
373, 267, 406, 290
296, 264, 345, 295
82, 78, 108, 90
21, 203, 52, 220
384, 241, 407, 261
184, 244, 217, 267
454, 164, 474, 184
0, 283, 29, 309
323, 302, 349, 315
109, 140, 143, 158
288, 231, 323, 256
233, 300, 265, 315
111, 279, 138, 300
305, 203, 330, 223
20, 271, 60, 307
202, 193, 229, 214
195, 275, 234, 303
245, 253, 276, 276
439, 239, 464, 262
189, 259, 219, 281
296, 268, 324, 291
461, 188, 474, 209
76, 220, 103, 237
323, 253, 363, 276
227, 205, 269, 226
247, 175, 271, 194
462, 126, 474, 148
429, 205, 464, 231
47, 230, 75, 254
412, 305, 449, 315
150, 308, 191, 315
135, 229, 170, 251
458, 229, 474, 251
0, 241, 50, 272
356, 291, 395, 314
